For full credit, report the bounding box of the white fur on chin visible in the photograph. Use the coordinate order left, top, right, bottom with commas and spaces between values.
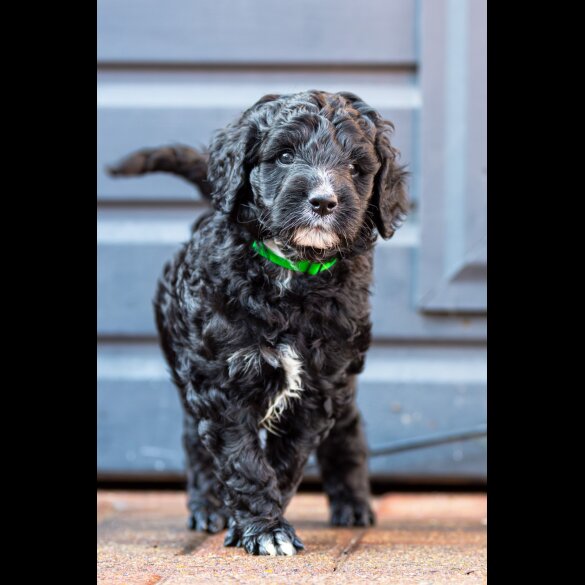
292, 228, 340, 249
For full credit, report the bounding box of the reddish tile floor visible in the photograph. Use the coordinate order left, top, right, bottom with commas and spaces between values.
98, 491, 486, 584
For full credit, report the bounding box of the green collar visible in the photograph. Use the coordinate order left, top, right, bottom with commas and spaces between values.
252, 240, 337, 275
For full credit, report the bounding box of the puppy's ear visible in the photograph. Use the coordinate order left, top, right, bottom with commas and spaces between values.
337, 92, 408, 239
207, 121, 252, 215
371, 120, 409, 240
207, 94, 280, 215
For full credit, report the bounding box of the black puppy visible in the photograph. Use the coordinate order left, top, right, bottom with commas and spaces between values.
109, 90, 408, 556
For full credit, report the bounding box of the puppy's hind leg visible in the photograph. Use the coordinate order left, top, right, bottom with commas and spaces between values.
317, 385, 375, 527
183, 411, 230, 533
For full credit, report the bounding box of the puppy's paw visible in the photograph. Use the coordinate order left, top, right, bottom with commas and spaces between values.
188, 505, 229, 534
330, 499, 375, 527
238, 518, 304, 556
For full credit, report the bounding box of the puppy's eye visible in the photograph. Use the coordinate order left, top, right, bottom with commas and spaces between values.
349, 163, 360, 178
278, 151, 295, 165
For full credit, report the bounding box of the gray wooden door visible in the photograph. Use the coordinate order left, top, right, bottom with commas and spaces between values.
97, 0, 487, 483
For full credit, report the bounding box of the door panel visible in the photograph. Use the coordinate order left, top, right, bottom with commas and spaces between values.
97, 0, 487, 483
98, 0, 415, 64
417, 0, 487, 313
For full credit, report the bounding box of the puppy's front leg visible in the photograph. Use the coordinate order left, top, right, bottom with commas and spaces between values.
265, 406, 336, 510
196, 402, 304, 556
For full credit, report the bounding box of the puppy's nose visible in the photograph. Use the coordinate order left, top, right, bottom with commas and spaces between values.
308, 193, 338, 216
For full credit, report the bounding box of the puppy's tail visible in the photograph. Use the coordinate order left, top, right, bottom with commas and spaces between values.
106, 145, 212, 198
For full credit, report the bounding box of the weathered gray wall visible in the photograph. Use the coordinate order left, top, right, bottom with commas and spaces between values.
97, 0, 487, 483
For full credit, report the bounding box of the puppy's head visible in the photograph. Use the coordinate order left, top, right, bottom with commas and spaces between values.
207, 90, 408, 261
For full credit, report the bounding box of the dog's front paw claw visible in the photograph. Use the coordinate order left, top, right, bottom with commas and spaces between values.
188, 506, 229, 534
240, 519, 304, 556
223, 517, 242, 547
330, 499, 375, 527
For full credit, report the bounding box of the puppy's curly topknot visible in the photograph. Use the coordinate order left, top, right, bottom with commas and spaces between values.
110, 90, 408, 555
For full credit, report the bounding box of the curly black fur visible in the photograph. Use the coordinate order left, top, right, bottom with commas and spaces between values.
107, 144, 212, 197
109, 90, 408, 556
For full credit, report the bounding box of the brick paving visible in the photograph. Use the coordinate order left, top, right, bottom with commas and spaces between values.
97, 491, 487, 584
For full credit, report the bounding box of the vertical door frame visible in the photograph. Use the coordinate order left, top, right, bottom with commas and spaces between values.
417, 0, 487, 313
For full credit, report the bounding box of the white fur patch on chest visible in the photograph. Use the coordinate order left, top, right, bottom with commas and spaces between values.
260, 344, 303, 435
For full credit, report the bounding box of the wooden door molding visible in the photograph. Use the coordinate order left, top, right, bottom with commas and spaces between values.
417, 0, 487, 313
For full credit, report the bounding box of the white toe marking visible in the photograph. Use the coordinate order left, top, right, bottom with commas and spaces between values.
278, 541, 295, 556
260, 344, 303, 435
264, 541, 277, 556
